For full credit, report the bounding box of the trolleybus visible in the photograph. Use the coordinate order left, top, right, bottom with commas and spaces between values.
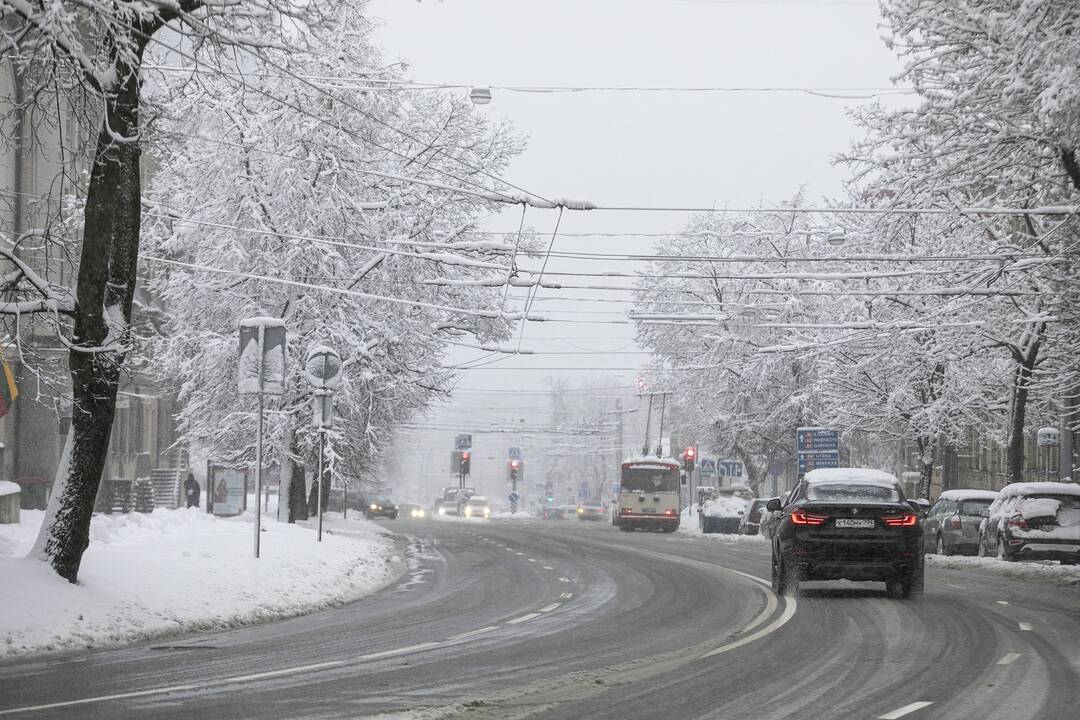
613, 456, 681, 532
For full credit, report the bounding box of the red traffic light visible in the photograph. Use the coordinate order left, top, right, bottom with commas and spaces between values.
462, 451, 470, 461
510, 459, 520, 469
684, 446, 696, 460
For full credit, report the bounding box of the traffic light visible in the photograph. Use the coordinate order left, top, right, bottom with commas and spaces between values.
509, 459, 520, 481
460, 451, 471, 475
683, 446, 696, 473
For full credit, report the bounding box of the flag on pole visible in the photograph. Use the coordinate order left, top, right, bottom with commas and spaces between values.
0, 357, 18, 417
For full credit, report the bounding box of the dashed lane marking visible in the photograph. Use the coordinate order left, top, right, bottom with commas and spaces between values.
996, 600, 1010, 605
0, 660, 346, 717
1018, 622, 1033, 631
506, 613, 541, 625
876, 701, 934, 719
997, 653, 1022, 665
560, 592, 573, 599
448, 626, 499, 641
539, 603, 562, 613
356, 642, 441, 662
558, 577, 571, 583
528, 558, 537, 563
542, 565, 555, 570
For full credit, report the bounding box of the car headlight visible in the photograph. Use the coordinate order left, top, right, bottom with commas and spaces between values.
438, 506, 446, 515
370, 504, 379, 511
483, 509, 490, 517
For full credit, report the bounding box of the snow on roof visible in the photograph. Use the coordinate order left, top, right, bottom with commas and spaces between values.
997, 481, 1080, 498
803, 468, 899, 485
239, 316, 286, 328
0, 481, 20, 497
622, 456, 679, 466
937, 489, 999, 501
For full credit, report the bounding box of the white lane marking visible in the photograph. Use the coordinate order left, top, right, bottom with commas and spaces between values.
506, 613, 541, 625
528, 558, 537, 563
558, 577, 571, 583
997, 653, 1022, 665
356, 642, 441, 661
0, 685, 198, 716
226, 660, 346, 683
448, 626, 499, 641
996, 600, 1010, 605
1018, 622, 1033, 631
700, 593, 795, 659
515, 552, 524, 556
560, 592, 573, 600
0, 660, 346, 717
876, 701, 934, 719
539, 603, 562, 613
542, 565, 555, 570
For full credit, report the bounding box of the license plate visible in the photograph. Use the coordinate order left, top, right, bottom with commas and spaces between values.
835, 518, 875, 528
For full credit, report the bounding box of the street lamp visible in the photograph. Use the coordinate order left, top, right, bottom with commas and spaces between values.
469, 86, 492, 105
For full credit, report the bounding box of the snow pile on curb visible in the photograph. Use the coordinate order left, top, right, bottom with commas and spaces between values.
926, 554, 1080, 587
677, 508, 769, 543
0, 508, 396, 659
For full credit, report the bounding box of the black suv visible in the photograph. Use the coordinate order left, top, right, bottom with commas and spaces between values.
769, 469, 924, 599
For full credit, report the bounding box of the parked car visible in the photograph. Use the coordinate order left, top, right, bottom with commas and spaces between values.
977, 482, 1080, 564
463, 495, 492, 519
738, 498, 770, 535
922, 489, 998, 555
769, 468, 924, 599
576, 499, 606, 521
366, 498, 398, 519
759, 491, 790, 540
909, 498, 930, 517
699, 484, 753, 534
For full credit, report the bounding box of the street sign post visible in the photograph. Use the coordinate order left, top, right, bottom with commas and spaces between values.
455, 434, 472, 451
508, 491, 520, 514
796, 427, 840, 480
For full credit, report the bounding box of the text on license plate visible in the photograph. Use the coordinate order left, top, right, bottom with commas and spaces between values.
834, 518, 875, 528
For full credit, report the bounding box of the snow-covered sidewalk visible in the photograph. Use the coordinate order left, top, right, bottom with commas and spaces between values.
926, 553, 1080, 587
0, 508, 398, 659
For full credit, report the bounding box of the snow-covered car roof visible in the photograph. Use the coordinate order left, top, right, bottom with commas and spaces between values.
995, 482, 1080, 498
465, 496, 489, 504
803, 468, 899, 485
702, 495, 751, 517
937, 489, 999, 501
716, 483, 752, 495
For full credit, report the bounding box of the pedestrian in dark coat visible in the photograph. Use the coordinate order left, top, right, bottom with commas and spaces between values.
184, 473, 201, 509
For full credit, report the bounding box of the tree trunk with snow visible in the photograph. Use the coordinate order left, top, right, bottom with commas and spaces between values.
1005, 342, 1041, 485
31, 47, 145, 582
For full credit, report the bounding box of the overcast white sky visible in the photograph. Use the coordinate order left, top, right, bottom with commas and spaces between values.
369, 0, 910, 489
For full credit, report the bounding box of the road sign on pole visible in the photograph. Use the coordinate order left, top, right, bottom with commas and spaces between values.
508, 491, 520, 514
796, 427, 840, 478
508, 446, 522, 460
455, 434, 472, 451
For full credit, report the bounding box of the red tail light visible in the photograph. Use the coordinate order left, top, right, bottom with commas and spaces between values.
663, 509, 676, 516
1007, 515, 1028, 530
621, 508, 633, 515
791, 509, 828, 526
882, 513, 918, 527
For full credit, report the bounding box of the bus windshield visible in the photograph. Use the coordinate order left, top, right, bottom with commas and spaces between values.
621, 466, 679, 493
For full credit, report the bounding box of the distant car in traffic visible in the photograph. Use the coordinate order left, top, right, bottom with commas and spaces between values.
366, 498, 398, 519
699, 484, 753, 534
738, 498, 770, 535
922, 489, 997, 556
463, 495, 492, 519
909, 497, 930, 517
576, 499, 605, 521
397, 503, 428, 520
769, 468, 924, 599
540, 504, 565, 520
977, 482, 1080, 563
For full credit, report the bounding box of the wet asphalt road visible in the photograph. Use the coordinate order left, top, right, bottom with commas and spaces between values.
1, 516, 1078, 720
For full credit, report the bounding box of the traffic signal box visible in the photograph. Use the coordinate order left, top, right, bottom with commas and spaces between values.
460, 451, 471, 476
683, 446, 696, 474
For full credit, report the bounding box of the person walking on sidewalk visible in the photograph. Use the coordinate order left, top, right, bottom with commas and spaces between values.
184, 473, 201, 509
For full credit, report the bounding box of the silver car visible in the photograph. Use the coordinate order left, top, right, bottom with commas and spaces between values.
922, 489, 998, 556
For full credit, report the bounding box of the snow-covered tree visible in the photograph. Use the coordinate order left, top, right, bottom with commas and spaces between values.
1, 0, 337, 582
141, 6, 527, 518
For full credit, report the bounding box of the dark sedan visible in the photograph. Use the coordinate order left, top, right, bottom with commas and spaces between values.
365, 499, 398, 519
770, 468, 924, 599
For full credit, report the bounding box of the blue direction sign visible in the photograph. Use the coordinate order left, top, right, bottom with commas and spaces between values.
798, 451, 840, 474
797, 427, 838, 452
508, 491, 520, 514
